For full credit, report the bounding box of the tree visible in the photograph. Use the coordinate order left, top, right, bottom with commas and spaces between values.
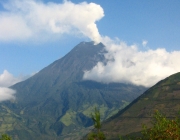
119, 110, 180, 140
139, 110, 180, 140
91, 107, 101, 133
87, 107, 105, 140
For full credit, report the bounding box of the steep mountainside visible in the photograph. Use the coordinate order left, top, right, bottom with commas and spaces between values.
0, 42, 146, 140
101, 72, 180, 139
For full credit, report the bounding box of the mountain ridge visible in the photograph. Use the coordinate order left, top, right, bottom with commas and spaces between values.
1, 41, 146, 140
100, 72, 180, 139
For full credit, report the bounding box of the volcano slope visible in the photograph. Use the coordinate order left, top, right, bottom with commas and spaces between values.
0, 42, 146, 140
101, 72, 180, 139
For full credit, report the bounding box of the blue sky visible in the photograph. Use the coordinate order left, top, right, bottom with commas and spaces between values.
0, 0, 180, 90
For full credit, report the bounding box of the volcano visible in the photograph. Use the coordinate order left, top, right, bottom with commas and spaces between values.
0, 42, 146, 140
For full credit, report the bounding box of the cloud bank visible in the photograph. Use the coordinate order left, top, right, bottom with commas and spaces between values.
84, 37, 180, 87
0, 0, 103, 43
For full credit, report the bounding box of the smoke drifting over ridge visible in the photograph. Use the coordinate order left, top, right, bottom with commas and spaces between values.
0, 0, 180, 87
84, 37, 180, 87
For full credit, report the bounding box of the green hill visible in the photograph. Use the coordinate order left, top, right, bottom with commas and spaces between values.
101, 72, 180, 139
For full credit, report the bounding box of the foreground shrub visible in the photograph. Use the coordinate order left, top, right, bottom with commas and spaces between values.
139, 110, 180, 140
120, 110, 180, 140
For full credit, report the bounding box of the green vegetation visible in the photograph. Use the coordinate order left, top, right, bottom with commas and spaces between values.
88, 108, 105, 140
0, 134, 11, 140
87, 107, 180, 140
140, 110, 180, 140
119, 110, 180, 140
60, 110, 76, 126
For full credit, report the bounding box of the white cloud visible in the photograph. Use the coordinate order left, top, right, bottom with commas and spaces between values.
83, 37, 180, 87
0, 70, 23, 87
0, 87, 16, 102
0, 70, 27, 102
0, 15, 32, 41
0, 0, 104, 43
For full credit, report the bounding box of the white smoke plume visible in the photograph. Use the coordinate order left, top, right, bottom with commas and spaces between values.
0, 0, 103, 43
1, 0, 180, 87
83, 37, 180, 87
